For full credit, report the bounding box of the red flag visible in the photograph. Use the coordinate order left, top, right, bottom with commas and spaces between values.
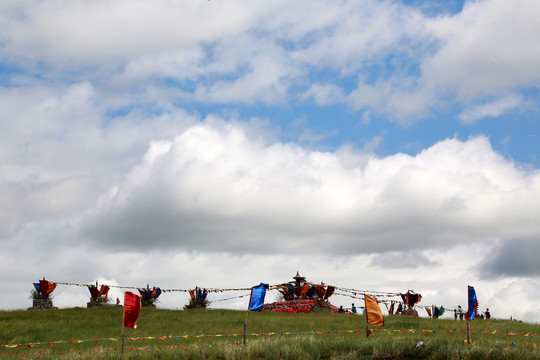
364, 294, 384, 326
39, 280, 57, 296
123, 292, 141, 329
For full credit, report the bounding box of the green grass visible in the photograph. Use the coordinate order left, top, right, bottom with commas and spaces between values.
1, 307, 539, 359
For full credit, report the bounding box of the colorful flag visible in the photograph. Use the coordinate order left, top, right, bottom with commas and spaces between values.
389, 302, 394, 315
426, 307, 432, 317
248, 283, 269, 312
123, 291, 141, 329
468, 286, 478, 321
151, 287, 162, 299
38, 280, 57, 296
324, 286, 335, 300
438, 306, 445, 316
364, 294, 385, 326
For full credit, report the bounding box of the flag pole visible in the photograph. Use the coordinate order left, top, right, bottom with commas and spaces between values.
364, 295, 370, 338
244, 310, 249, 346
121, 291, 125, 353
466, 318, 470, 344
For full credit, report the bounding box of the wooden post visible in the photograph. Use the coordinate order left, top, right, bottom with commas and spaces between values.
121, 329, 125, 352
466, 319, 470, 345
243, 311, 249, 345
365, 324, 370, 338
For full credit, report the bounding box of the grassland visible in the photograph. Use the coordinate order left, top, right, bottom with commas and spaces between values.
1, 307, 539, 359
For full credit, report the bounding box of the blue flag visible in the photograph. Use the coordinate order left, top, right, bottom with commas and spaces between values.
468, 285, 478, 320
248, 283, 269, 312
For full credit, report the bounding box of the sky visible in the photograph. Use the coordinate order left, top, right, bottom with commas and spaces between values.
1, 0, 540, 322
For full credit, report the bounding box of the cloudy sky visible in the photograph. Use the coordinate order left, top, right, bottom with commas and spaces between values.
1, 0, 540, 322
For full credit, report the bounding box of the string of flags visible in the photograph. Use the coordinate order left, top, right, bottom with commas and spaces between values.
33, 279, 485, 320
2, 326, 536, 350
48, 281, 404, 298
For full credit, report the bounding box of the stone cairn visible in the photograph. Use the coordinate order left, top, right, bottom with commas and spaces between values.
184, 287, 209, 310
28, 278, 58, 310
399, 290, 421, 316
264, 271, 339, 313
87, 281, 120, 308
139, 284, 162, 308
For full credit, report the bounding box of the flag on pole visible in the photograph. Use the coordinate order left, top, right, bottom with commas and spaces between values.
468, 286, 478, 320
248, 283, 269, 312
123, 291, 141, 329
364, 294, 385, 326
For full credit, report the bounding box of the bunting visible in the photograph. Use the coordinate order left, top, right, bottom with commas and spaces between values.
1, 326, 537, 350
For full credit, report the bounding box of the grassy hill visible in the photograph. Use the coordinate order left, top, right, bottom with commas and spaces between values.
1, 307, 539, 359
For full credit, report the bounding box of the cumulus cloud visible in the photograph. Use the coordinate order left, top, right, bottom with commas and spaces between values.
422, 0, 540, 100
480, 238, 540, 278
79, 122, 540, 257
1, 0, 538, 120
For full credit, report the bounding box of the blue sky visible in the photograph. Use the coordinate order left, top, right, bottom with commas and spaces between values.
1, 0, 540, 322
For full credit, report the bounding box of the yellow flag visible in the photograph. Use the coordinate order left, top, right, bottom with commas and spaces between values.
364, 294, 384, 326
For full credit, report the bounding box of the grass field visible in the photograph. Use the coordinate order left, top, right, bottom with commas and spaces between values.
1, 307, 539, 359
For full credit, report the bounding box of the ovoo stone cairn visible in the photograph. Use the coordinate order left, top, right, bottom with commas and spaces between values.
28, 278, 58, 310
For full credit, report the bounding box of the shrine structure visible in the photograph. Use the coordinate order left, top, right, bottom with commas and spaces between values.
87, 281, 119, 308
399, 290, 422, 316
184, 287, 209, 310
28, 278, 57, 310
138, 284, 162, 307
262, 272, 339, 313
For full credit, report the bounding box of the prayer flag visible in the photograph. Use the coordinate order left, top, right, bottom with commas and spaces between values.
468, 286, 478, 321
438, 306, 445, 316
364, 294, 384, 326
98, 285, 109, 298
39, 280, 57, 296
426, 307, 432, 317
151, 287, 162, 299
248, 283, 269, 312
123, 291, 141, 329
324, 286, 335, 300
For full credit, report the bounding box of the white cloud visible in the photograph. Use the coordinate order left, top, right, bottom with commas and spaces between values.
1, 0, 538, 119
458, 94, 523, 124
422, 0, 540, 100
78, 122, 540, 259
301, 84, 345, 106
0, 0, 268, 62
